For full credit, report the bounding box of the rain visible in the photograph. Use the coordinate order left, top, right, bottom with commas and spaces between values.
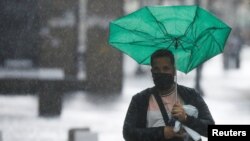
0, 0, 250, 141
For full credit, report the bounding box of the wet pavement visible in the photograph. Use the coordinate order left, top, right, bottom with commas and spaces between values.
0, 47, 250, 141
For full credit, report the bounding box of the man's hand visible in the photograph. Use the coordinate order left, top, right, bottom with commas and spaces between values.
171, 102, 187, 122
164, 126, 185, 139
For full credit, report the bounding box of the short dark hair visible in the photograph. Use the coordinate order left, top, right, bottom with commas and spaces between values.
150, 49, 175, 66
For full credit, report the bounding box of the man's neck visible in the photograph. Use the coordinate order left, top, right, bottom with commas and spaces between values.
158, 84, 175, 96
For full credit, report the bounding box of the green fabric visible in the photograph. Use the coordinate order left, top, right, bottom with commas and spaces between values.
109, 5, 231, 73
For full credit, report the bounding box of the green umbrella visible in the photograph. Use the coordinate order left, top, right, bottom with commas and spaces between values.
108, 5, 231, 73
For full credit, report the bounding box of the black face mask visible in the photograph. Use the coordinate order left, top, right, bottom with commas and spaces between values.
152, 73, 175, 90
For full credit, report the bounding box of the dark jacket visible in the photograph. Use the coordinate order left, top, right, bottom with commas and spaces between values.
123, 85, 215, 141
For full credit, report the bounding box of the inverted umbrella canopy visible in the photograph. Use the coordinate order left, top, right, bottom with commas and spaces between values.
108, 5, 231, 73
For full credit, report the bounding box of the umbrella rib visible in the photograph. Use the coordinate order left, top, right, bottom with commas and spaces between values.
129, 38, 173, 46
111, 41, 152, 46
166, 40, 175, 50
180, 27, 228, 52
178, 40, 188, 52
195, 27, 226, 52
145, 7, 170, 38
112, 40, 174, 49
111, 23, 156, 40
180, 38, 199, 49
185, 27, 228, 72
206, 28, 227, 52
151, 38, 174, 47
183, 6, 198, 37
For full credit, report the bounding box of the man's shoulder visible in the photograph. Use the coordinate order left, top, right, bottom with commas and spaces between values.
177, 84, 196, 92
177, 84, 198, 96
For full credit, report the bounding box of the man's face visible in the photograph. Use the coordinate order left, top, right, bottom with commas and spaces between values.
151, 57, 175, 75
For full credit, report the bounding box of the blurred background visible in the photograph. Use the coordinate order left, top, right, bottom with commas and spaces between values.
0, 0, 249, 141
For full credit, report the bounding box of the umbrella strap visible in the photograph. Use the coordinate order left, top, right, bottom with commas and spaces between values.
153, 92, 175, 126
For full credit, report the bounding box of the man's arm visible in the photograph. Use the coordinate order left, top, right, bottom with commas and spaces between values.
182, 90, 215, 137
123, 95, 165, 141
